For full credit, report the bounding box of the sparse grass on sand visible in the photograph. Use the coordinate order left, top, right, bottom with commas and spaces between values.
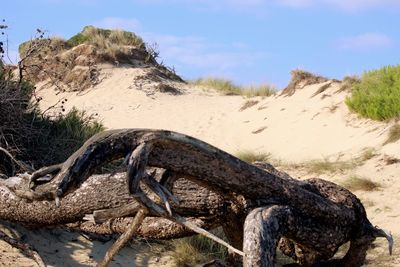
360, 147, 378, 161
340, 175, 380, 192
236, 150, 271, 163
170, 229, 227, 266
301, 158, 357, 175
346, 64, 400, 121
383, 124, 400, 145
191, 77, 276, 97
235, 149, 376, 175
291, 149, 379, 175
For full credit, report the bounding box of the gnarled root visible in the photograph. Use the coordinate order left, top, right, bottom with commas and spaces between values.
243, 206, 292, 267
0, 229, 46, 267
97, 209, 148, 267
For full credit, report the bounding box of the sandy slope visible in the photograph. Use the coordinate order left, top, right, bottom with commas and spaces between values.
1, 65, 399, 266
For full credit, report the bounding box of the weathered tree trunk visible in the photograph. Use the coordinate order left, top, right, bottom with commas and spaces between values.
1, 129, 393, 266
0, 172, 226, 239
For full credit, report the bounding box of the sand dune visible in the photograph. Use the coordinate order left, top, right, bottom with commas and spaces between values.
2, 64, 399, 266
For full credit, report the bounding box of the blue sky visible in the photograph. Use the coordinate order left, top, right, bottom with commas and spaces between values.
2, 0, 400, 87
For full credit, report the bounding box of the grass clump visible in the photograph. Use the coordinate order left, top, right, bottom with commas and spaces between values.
383, 124, 400, 145
243, 84, 276, 97
303, 158, 356, 175
346, 65, 400, 121
37, 108, 104, 164
341, 175, 380, 191
192, 77, 275, 97
171, 229, 227, 266
0, 66, 104, 170
359, 147, 377, 161
66, 25, 145, 50
236, 150, 271, 163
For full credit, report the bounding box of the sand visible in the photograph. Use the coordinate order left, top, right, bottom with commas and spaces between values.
1, 64, 399, 266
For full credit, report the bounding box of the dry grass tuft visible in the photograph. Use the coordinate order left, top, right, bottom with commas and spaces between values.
236, 150, 271, 163
341, 175, 380, 191
171, 229, 228, 266
302, 158, 357, 175
336, 75, 360, 93
359, 147, 378, 161
239, 100, 259, 111
192, 77, 276, 97
281, 69, 330, 96
383, 155, 400, 165
383, 124, 400, 145
252, 126, 267, 134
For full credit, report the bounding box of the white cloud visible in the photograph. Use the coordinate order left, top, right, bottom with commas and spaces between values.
277, 0, 313, 8
336, 33, 394, 50
92, 17, 141, 31
275, 0, 400, 10
135, 0, 267, 9
142, 32, 268, 77
136, 0, 400, 10
90, 16, 268, 78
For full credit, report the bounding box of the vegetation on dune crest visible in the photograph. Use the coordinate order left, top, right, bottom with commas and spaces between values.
346, 64, 400, 121
19, 26, 152, 65
66, 26, 146, 49
281, 69, 331, 96
17, 26, 182, 92
192, 77, 276, 97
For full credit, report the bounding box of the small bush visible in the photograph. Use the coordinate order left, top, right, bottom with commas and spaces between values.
341, 176, 380, 191
0, 66, 103, 169
236, 150, 271, 163
192, 77, 275, 97
65, 32, 89, 47
36, 108, 104, 164
345, 65, 400, 121
383, 124, 400, 145
171, 229, 227, 266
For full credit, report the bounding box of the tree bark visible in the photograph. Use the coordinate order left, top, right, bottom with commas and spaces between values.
1, 129, 392, 266
0, 172, 226, 239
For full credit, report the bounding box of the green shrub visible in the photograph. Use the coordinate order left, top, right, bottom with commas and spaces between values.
192, 77, 275, 97
65, 32, 89, 47
346, 65, 400, 121
35, 108, 104, 164
0, 66, 103, 169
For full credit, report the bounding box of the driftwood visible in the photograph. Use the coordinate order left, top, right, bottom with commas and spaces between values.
1, 172, 227, 237
2, 129, 393, 266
